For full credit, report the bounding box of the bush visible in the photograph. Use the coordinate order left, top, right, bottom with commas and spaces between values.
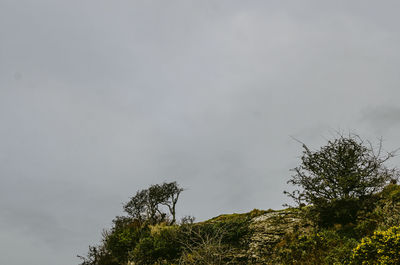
105, 220, 150, 263
129, 224, 181, 265
177, 223, 234, 265
80, 181, 184, 265
351, 225, 400, 265
286, 134, 398, 226
273, 229, 357, 265
205, 213, 251, 246
352, 184, 400, 238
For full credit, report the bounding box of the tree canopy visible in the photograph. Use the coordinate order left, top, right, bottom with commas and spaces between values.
123, 181, 183, 225
285, 134, 399, 225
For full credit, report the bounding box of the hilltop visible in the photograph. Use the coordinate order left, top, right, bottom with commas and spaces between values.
79, 134, 400, 264
79, 183, 400, 264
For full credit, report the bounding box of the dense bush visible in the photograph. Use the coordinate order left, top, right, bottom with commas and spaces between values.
79, 208, 258, 264
204, 212, 253, 246
129, 224, 181, 264
272, 228, 357, 265
351, 225, 400, 265
351, 184, 400, 238
80, 182, 185, 265
286, 135, 398, 227
104, 219, 150, 263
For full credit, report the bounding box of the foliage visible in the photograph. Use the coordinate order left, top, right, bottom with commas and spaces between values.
351, 184, 400, 238
104, 218, 150, 263
176, 211, 266, 264
79, 182, 259, 265
272, 228, 357, 265
79, 160, 400, 264
129, 224, 181, 265
204, 212, 254, 246
80, 194, 400, 265
178, 223, 233, 265
78, 245, 119, 265
351, 225, 400, 264
286, 134, 398, 226
124, 181, 184, 225
123, 189, 148, 223
153, 182, 184, 224
80, 182, 184, 265
375, 184, 400, 230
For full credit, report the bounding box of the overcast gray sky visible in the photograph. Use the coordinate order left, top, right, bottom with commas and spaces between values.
1, 1, 400, 264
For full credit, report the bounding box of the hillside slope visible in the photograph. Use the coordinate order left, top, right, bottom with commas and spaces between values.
80, 184, 400, 265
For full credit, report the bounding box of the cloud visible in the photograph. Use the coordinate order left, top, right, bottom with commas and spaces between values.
361, 106, 400, 133
1, 1, 400, 264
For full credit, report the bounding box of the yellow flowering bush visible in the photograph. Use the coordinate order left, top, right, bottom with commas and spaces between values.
351, 225, 400, 264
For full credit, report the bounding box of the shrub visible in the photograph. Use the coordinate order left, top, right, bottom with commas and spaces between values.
105, 220, 150, 264
177, 223, 234, 265
129, 224, 181, 264
286, 134, 398, 226
273, 229, 357, 265
351, 225, 400, 264
352, 184, 400, 238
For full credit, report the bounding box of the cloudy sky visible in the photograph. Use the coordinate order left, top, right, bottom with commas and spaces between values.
2, 0, 400, 264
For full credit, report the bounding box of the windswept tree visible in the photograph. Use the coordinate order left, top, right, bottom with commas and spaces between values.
285, 134, 399, 225
154, 181, 184, 224
123, 189, 148, 223
80, 181, 185, 265
124, 181, 184, 224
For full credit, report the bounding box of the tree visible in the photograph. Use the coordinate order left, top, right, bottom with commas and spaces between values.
123, 189, 148, 223
124, 181, 184, 225
154, 182, 184, 224
285, 134, 399, 225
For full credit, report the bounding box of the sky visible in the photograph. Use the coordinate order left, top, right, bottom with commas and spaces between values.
1, 1, 400, 264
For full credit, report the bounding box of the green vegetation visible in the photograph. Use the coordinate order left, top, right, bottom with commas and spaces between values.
272, 227, 358, 264
351, 225, 400, 265
123, 182, 183, 225
285, 134, 398, 227
79, 135, 400, 264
